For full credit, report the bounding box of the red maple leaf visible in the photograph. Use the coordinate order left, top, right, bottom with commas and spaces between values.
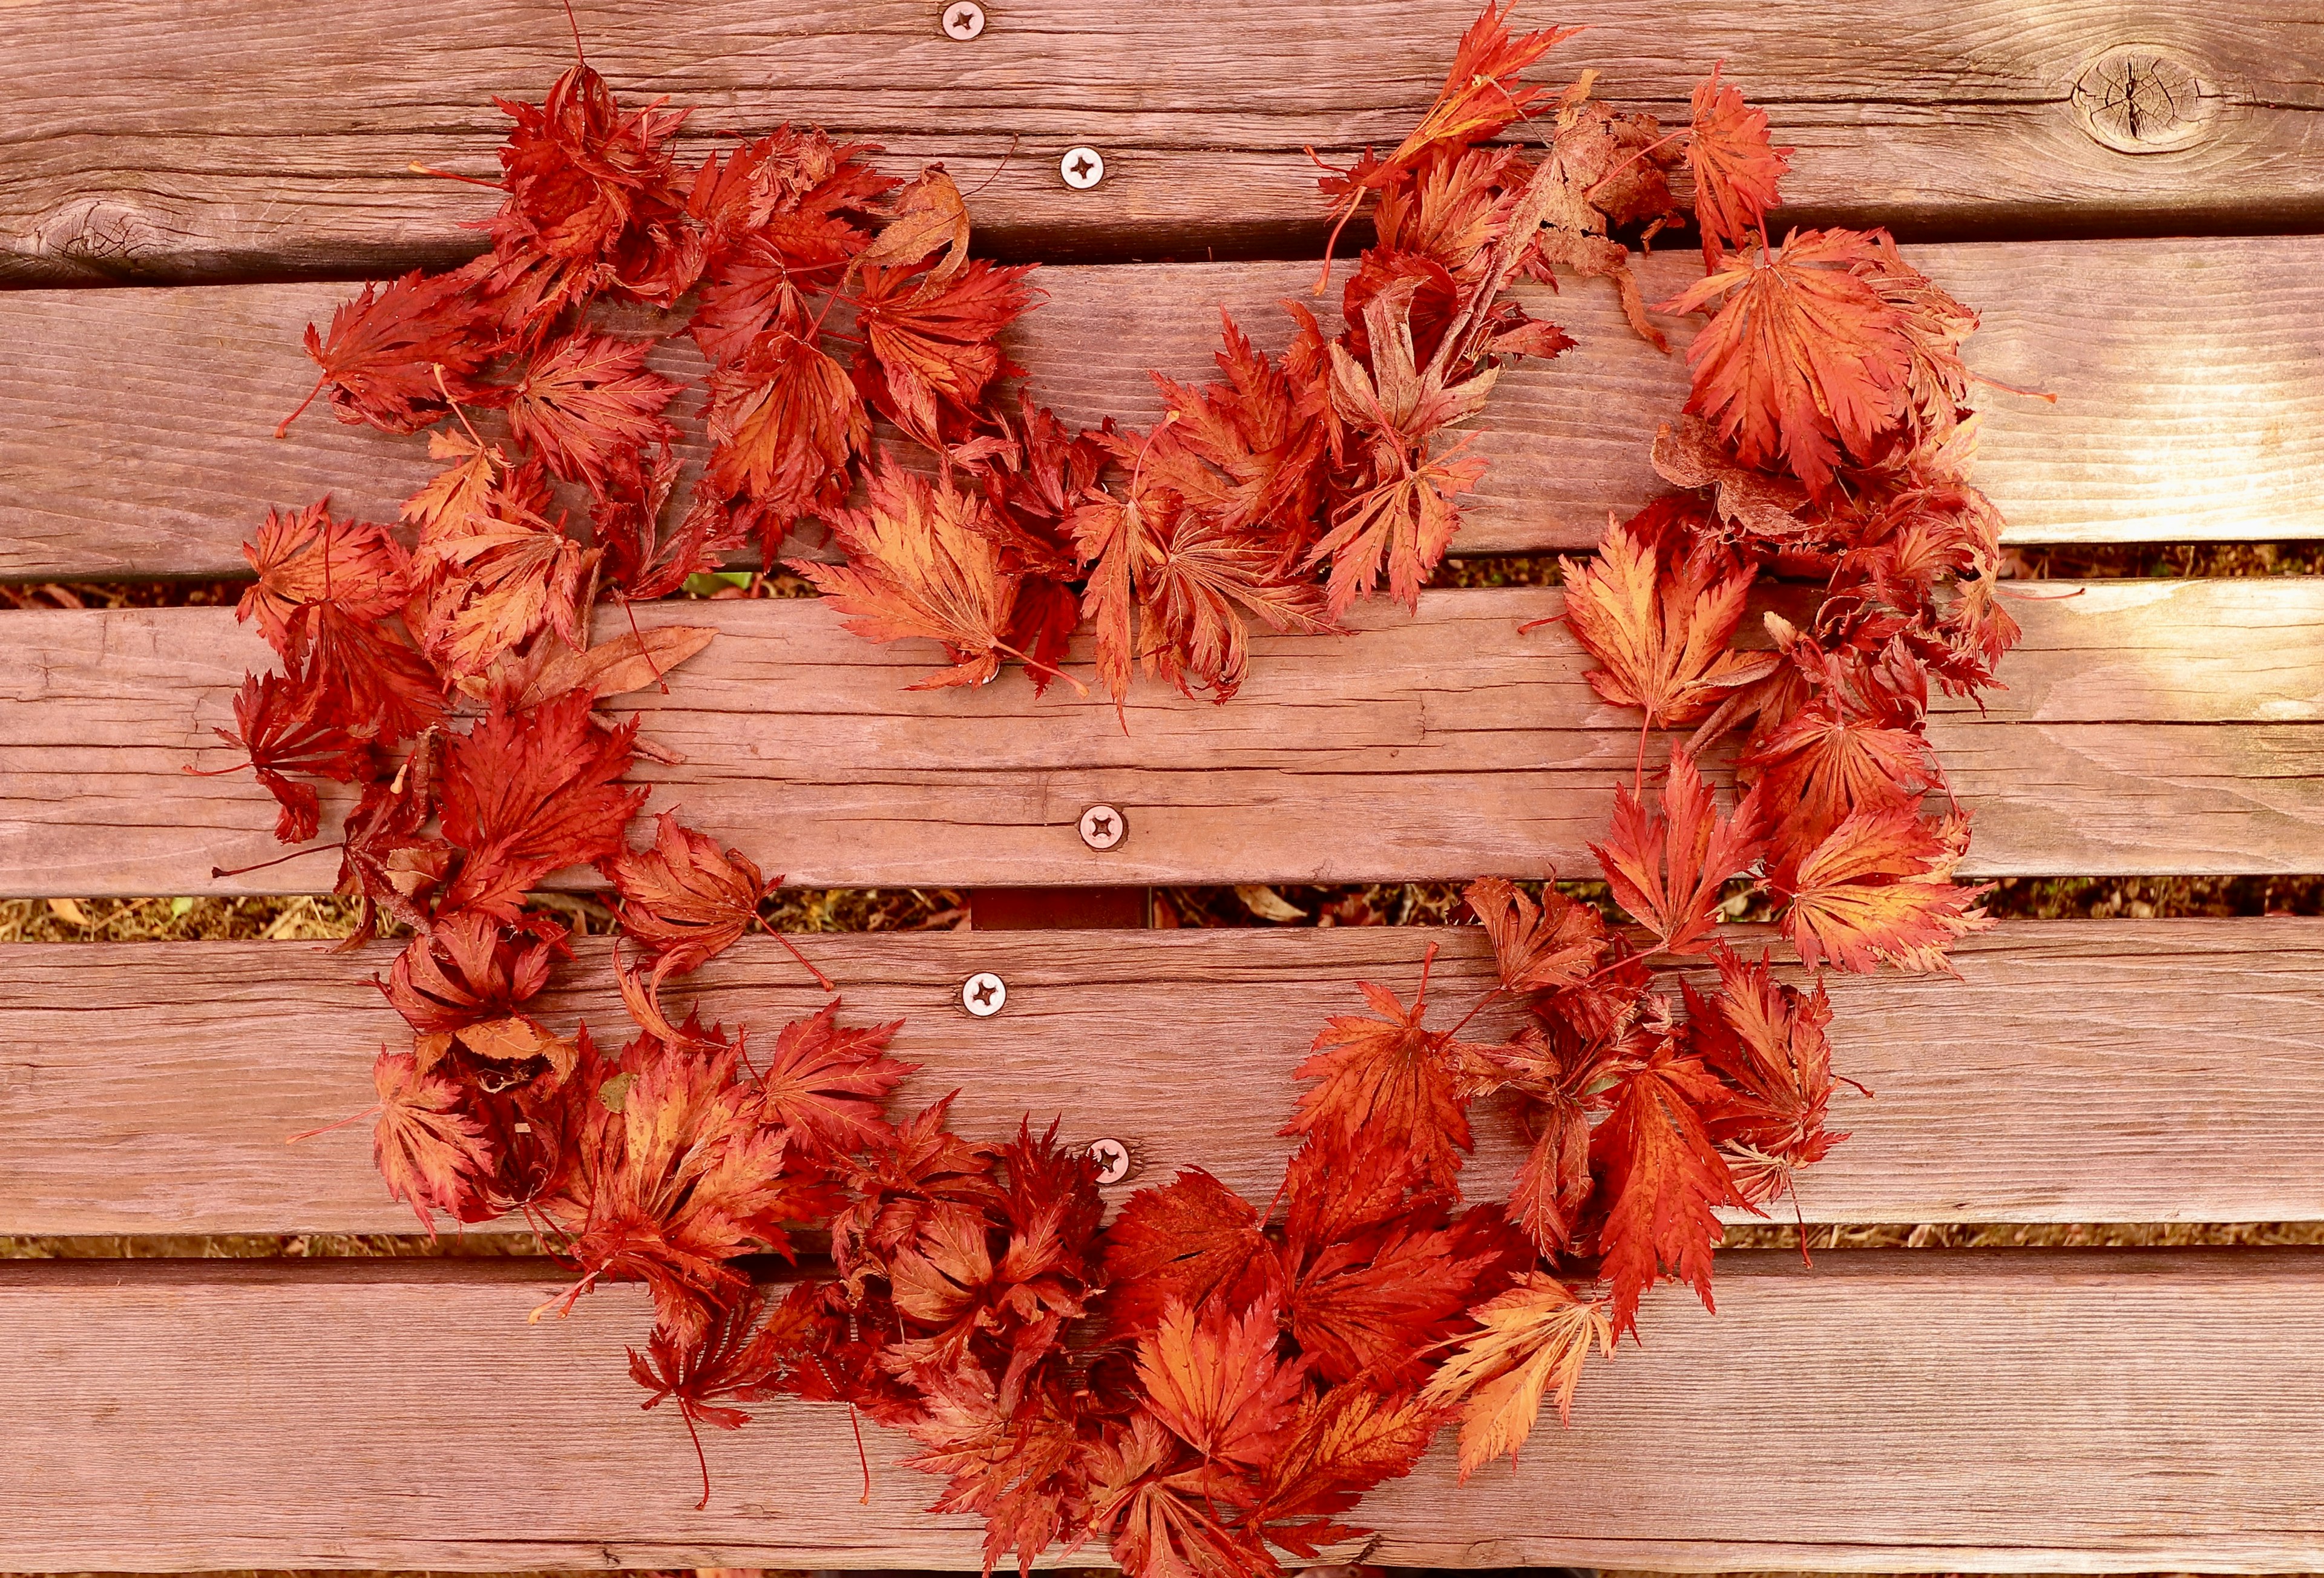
437, 689, 647, 920
1285, 946, 1482, 1189
1590, 746, 1768, 956
1592, 1034, 1740, 1339
703, 303, 870, 526
853, 258, 1039, 452
505, 330, 683, 497
754, 1000, 914, 1158
553, 1027, 830, 1345
1103, 1168, 1272, 1342
278, 269, 495, 437
238, 501, 412, 656
200, 667, 375, 844
1692, 948, 1848, 1207
370, 1046, 495, 1231
627, 1292, 786, 1510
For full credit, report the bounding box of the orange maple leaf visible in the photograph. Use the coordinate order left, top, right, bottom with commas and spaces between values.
792, 457, 1040, 691
1463, 875, 1609, 996
1685, 64, 1792, 265
1560, 514, 1779, 732
1419, 1272, 1613, 1476
1137, 1295, 1309, 1470
1661, 228, 1917, 499
1771, 807, 1994, 973
605, 810, 776, 976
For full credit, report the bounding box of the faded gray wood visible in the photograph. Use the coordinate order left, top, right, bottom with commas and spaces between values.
4, 921, 2324, 1236
9, 1250, 2324, 1570
3, 0, 2320, 285
4, 580, 2324, 894
5, 237, 2322, 579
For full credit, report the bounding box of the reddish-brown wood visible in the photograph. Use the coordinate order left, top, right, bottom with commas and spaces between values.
5, 237, 2319, 579
5, 921, 2323, 1237
10, 1251, 2324, 1571
5, 0, 2319, 286
3, 580, 2320, 895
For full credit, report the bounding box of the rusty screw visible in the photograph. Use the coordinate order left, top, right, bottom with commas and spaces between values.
1059, 146, 1106, 190
1078, 804, 1126, 850
941, 2, 985, 39
1087, 1138, 1132, 1185
960, 971, 1007, 1017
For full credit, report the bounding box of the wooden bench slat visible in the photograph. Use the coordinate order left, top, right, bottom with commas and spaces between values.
6, 236, 2320, 580
10, 1249, 2324, 1570
5, 0, 2319, 287
5, 921, 2323, 1237
4, 580, 2322, 894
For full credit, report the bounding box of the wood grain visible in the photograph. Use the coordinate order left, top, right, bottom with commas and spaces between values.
5, 921, 2324, 1237
5, 579, 2324, 895
5, 236, 2321, 579
4, 0, 2320, 285
10, 1250, 2324, 1570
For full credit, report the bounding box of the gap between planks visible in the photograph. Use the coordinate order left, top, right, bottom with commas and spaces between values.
4, 920, 2323, 1237
4, 236, 2322, 579
5, 579, 2324, 894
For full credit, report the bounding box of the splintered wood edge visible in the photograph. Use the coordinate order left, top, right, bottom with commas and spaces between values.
5, 919, 2324, 1235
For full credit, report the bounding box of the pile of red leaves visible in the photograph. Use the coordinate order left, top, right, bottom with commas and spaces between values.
199, 5, 2023, 1573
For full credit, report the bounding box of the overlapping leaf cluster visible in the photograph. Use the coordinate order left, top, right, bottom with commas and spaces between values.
200, 7, 2026, 1574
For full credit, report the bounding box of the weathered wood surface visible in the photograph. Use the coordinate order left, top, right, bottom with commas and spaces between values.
5, 921, 2324, 1237
10, 1250, 2324, 1570
5, 0, 2321, 286
6, 236, 2322, 580
5, 579, 2324, 894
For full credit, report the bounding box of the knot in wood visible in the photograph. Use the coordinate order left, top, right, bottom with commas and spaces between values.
2072, 47, 2211, 154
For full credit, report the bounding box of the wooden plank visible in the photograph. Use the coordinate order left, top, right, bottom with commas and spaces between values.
4, 578, 2323, 894
4, 0, 2320, 286
5, 921, 2324, 1237
10, 1250, 2324, 1570
6, 235, 2322, 579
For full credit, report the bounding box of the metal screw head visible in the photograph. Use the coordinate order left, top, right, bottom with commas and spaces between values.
1059, 146, 1106, 190
1078, 803, 1126, 850
1087, 1138, 1132, 1185
941, 2, 985, 39
960, 971, 1007, 1017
